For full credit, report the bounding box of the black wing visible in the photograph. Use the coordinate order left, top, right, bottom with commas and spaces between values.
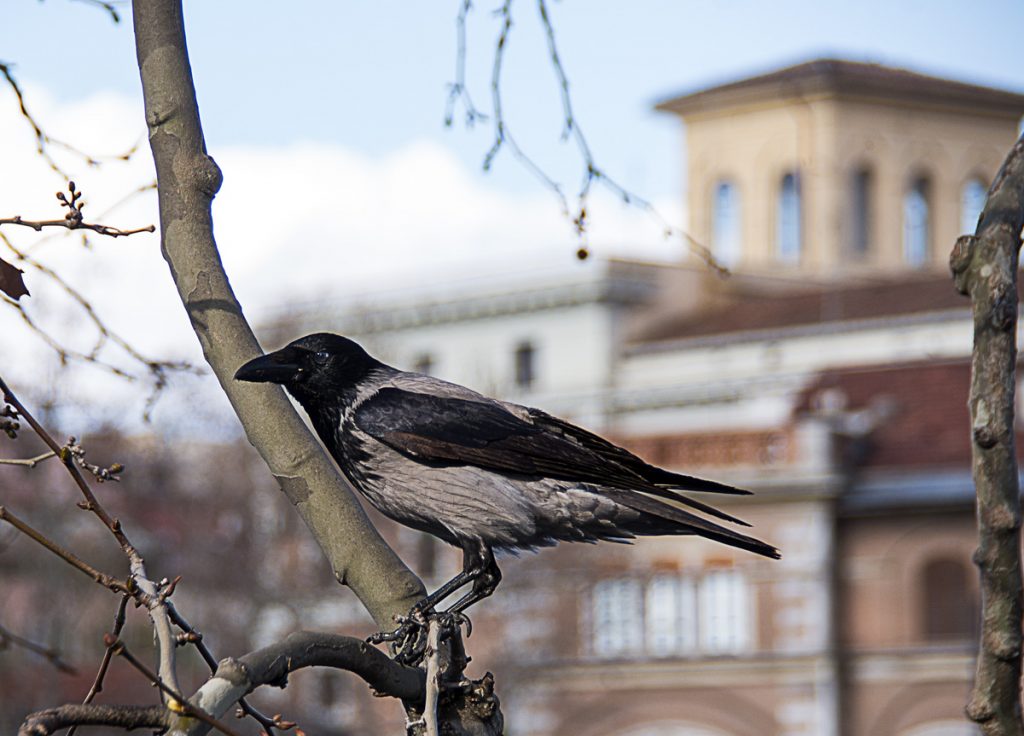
354, 387, 779, 558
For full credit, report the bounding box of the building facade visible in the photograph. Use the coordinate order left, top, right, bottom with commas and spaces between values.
258, 60, 1024, 736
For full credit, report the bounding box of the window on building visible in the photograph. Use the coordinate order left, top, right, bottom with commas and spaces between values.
961, 177, 988, 235
712, 181, 742, 267
645, 575, 698, 656
591, 578, 644, 656
699, 569, 751, 653
412, 353, 433, 375
903, 176, 932, 267
922, 557, 976, 641
514, 341, 535, 389
590, 571, 751, 658
850, 167, 873, 258
776, 172, 802, 263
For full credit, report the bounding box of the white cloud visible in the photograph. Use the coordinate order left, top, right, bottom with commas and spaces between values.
0, 85, 686, 429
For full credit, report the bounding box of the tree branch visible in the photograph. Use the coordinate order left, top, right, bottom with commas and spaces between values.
0, 182, 155, 238
130, 0, 425, 629
17, 705, 168, 736
0, 504, 132, 595
105, 636, 245, 736
0, 621, 77, 674
0, 62, 138, 179
456, 0, 726, 272
0, 376, 182, 698
179, 631, 425, 736
165, 601, 291, 735
67, 595, 131, 736
951, 131, 1024, 736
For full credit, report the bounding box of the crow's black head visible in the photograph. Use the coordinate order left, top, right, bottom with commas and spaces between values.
234, 333, 381, 401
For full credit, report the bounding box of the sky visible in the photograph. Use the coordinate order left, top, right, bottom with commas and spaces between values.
1, 0, 1023, 427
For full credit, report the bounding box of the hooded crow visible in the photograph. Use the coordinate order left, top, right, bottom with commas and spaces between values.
236, 333, 779, 630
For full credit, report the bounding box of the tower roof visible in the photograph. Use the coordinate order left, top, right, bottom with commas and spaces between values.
656, 58, 1024, 118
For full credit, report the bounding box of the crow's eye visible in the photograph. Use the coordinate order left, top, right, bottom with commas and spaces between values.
313, 350, 330, 363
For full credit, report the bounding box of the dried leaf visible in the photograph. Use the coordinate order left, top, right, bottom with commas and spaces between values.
0, 256, 28, 300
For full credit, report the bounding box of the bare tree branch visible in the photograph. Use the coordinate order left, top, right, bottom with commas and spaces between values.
180, 631, 425, 736
105, 636, 245, 736
422, 619, 442, 736
67, 595, 131, 736
0, 621, 77, 674
0, 504, 132, 595
165, 602, 291, 736
18, 705, 168, 736
0, 62, 138, 179
131, 0, 425, 630
0, 450, 56, 467
444, 0, 487, 128
0, 375, 183, 698
951, 132, 1024, 735
0, 182, 155, 238
1, 219, 200, 416
69, 0, 125, 24
452, 0, 727, 273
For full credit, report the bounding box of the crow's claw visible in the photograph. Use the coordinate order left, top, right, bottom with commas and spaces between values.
437, 610, 472, 638
367, 612, 430, 664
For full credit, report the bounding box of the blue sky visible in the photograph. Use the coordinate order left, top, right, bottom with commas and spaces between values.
6, 1, 1024, 198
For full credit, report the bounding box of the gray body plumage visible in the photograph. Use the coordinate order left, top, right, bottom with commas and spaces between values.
331, 368, 645, 553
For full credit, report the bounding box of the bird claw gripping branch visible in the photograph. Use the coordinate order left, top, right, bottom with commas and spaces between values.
368, 609, 472, 666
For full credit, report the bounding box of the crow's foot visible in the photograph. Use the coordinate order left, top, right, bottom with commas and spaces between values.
367, 609, 429, 665
367, 609, 473, 666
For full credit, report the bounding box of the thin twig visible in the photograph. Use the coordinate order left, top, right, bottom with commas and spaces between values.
105, 636, 245, 736
0, 450, 56, 468
0, 505, 132, 595
483, 1, 569, 214
449, 0, 727, 272
444, 0, 487, 127
69, 0, 124, 23
0, 184, 197, 416
0, 63, 137, 178
0, 215, 154, 238
67, 595, 131, 736
0, 182, 155, 238
0, 621, 77, 674
0, 376, 182, 696
21, 181, 157, 255
423, 619, 442, 736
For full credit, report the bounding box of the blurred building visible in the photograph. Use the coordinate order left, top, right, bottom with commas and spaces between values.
262, 59, 1024, 736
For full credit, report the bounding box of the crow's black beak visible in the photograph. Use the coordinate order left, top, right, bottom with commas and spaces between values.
234, 352, 302, 384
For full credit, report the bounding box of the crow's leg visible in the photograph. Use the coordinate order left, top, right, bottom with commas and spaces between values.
367, 540, 492, 663
445, 545, 501, 615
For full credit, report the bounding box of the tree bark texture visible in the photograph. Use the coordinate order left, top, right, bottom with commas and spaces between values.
130, 0, 425, 629
951, 132, 1024, 736
18, 705, 168, 736
176, 632, 426, 735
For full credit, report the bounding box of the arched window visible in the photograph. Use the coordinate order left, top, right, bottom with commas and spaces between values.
850, 167, 873, 258
961, 177, 988, 235
776, 172, 802, 262
903, 176, 932, 267
921, 557, 975, 641
712, 181, 741, 267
